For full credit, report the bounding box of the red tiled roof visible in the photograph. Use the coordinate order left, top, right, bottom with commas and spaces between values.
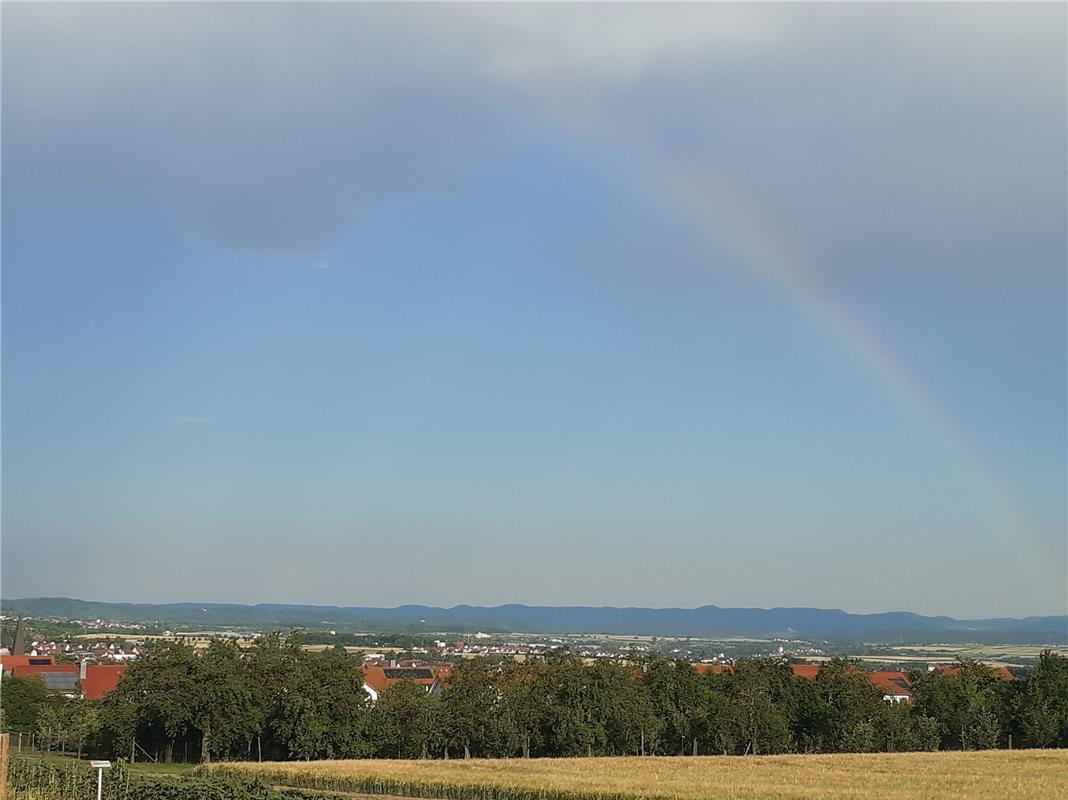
82, 664, 126, 700
790, 664, 914, 697
870, 670, 912, 695
692, 663, 732, 674
11, 664, 78, 676
692, 660, 1011, 697
933, 665, 1014, 681
362, 666, 443, 695
8, 662, 127, 699
1, 655, 55, 671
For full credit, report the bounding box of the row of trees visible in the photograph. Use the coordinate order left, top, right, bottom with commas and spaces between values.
4, 638, 1067, 762
0, 671, 100, 758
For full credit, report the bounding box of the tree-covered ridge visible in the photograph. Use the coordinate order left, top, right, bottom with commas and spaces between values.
4, 638, 1067, 762
5, 597, 1066, 642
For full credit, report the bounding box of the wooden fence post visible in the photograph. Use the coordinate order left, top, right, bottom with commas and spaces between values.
1, 731, 11, 800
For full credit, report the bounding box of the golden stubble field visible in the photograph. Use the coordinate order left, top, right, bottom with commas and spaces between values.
214, 749, 1068, 800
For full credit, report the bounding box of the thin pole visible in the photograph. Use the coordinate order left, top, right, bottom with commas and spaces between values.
96, 768, 103, 800
1, 733, 10, 800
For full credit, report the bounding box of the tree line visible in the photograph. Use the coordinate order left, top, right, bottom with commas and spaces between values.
3, 635, 1066, 762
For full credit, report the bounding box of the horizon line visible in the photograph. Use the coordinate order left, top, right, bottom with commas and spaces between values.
2, 596, 1065, 622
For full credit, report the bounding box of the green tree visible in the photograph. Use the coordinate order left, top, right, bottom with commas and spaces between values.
808, 660, 885, 753
274, 650, 370, 760
592, 659, 659, 756
101, 639, 257, 763
372, 680, 444, 758
35, 702, 65, 751
1012, 651, 1068, 748
873, 700, 939, 753
443, 660, 497, 758
911, 661, 1009, 750
0, 674, 50, 731
528, 651, 607, 758
67, 698, 101, 759
247, 632, 305, 760
195, 640, 258, 762
496, 660, 543, 758
642, 657, 708, 755
102, 641, 200, 760
719, 659, 795, 755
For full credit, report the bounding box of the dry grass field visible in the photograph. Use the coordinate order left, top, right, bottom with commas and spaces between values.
212, 749, 1068, 800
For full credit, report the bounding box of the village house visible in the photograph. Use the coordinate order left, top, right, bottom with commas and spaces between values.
1, 656, 126, 700
869, 670, 913, 703
786, 663, 915, 702
360, 665, 449, 703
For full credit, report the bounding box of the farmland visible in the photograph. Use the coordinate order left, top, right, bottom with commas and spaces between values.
210, 749, 1068, 800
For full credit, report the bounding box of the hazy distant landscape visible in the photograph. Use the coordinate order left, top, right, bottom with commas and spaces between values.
5, 597, 1067, 644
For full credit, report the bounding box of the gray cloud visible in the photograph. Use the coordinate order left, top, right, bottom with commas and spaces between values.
4, 2, 1064, 287
489, 4, 1065, 290
4, 3, 534, 252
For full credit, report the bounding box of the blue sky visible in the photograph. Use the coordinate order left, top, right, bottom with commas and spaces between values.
2, 3, 1065, 617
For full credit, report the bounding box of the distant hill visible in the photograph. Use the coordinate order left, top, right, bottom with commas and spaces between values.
3, 597, 1065, 643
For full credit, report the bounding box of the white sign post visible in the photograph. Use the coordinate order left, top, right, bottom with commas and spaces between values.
89, 761, 111, 800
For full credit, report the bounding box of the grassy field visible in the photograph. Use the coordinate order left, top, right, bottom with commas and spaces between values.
10, 749, 199, 777
211, 749, 1068, 800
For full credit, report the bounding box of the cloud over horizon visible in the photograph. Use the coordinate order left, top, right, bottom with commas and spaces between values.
5, 2, 1064, 291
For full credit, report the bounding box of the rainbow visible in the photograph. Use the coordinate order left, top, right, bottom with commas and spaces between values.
657, 163, 1042, 552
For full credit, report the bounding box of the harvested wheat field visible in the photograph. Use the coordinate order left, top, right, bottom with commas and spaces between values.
209, 749, 1068, 800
